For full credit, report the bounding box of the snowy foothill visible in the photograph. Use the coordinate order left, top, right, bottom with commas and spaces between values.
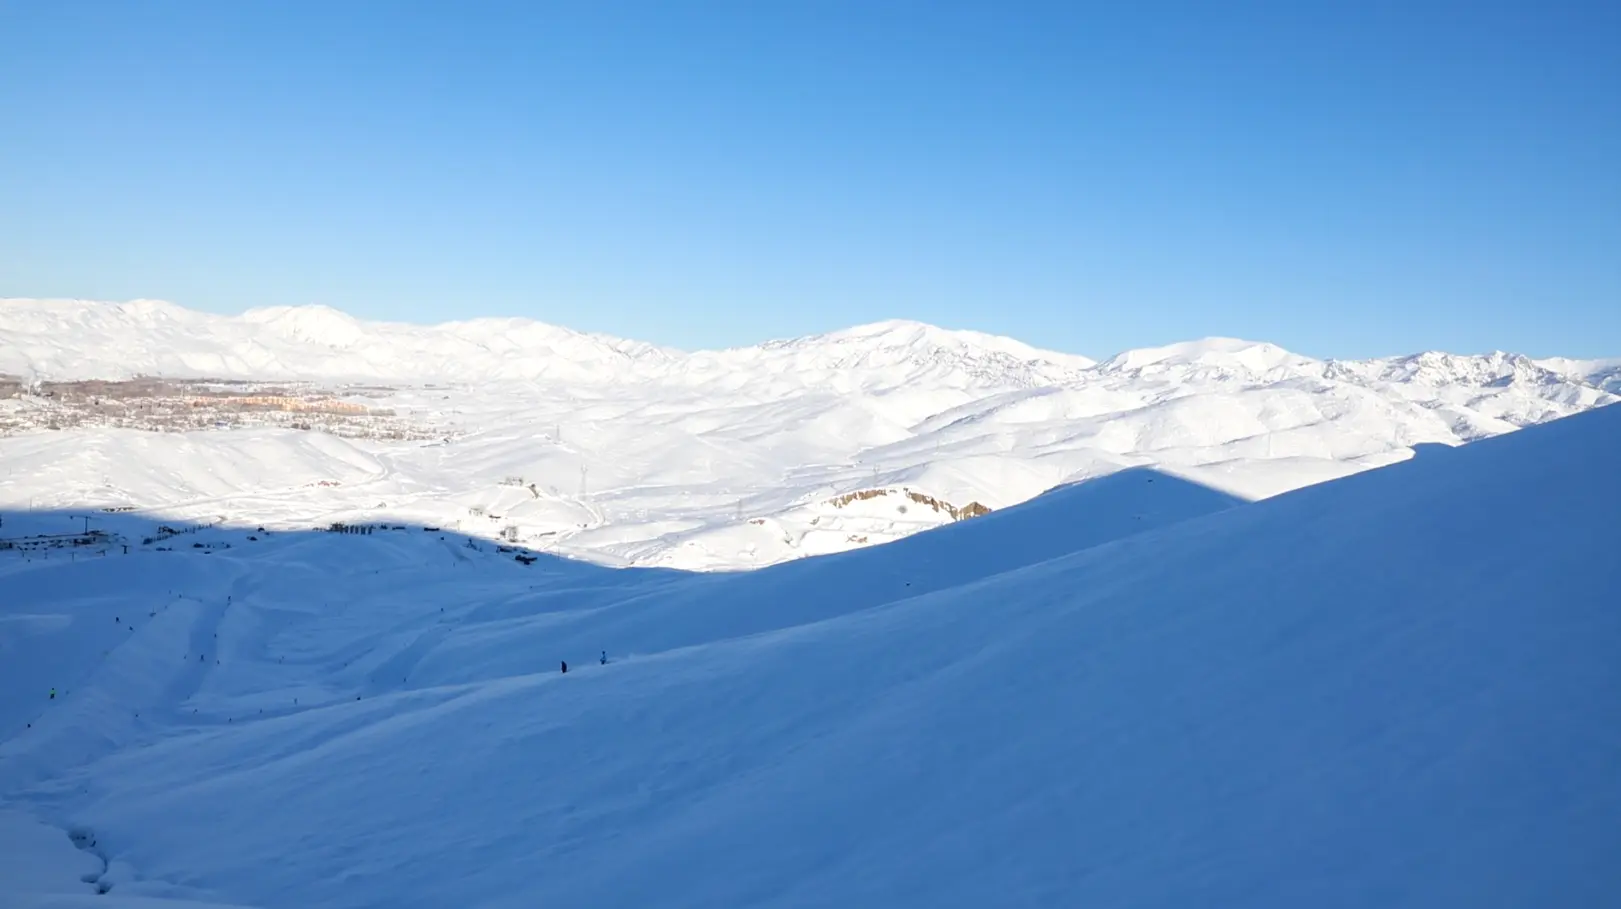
0, 390, 1616, 908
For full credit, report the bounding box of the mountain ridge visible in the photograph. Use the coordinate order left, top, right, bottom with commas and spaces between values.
4, 297, 1616, 396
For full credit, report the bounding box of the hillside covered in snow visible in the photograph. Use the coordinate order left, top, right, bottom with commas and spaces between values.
1, 298, 1616, 569
2, 402, 1617, 908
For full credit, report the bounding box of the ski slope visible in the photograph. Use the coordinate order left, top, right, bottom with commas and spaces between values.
2, 405, 1617, 908
2, 298, 1616, 570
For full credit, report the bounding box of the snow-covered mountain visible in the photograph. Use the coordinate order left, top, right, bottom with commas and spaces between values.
0, 299, 1091, 392
714, 319, 1099, 391
3, 402, 1616, 908
1537, 355, 1621, 394
0, 299, 676, 385
1, 297, 1616, 569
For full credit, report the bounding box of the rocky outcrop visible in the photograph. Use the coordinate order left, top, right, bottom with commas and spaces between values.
825, 487, 991, 522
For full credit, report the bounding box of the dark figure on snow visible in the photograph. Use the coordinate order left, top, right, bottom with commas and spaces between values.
600, 651, 607, 665
560, 661, 568, 674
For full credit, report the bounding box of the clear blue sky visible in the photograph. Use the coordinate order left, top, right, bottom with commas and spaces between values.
1, 1, 1616, 358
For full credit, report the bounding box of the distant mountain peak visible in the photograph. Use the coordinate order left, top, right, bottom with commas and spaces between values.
1097, 337, 1318, 381
702, 318, 1095, 392
241, 304, 367, 348
1337, 349, 1569, 389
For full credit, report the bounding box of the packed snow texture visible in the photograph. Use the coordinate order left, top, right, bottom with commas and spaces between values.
1, 403, 1617, 908
1, 299, 1616, 570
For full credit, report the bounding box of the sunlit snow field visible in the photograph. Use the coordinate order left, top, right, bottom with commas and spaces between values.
2, 300, 1618, 907
3, 299, 1615, 571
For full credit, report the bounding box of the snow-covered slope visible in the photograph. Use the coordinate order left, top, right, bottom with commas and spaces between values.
0, 299, 676, 385
0, 300, 1091, 392
1, 298, 1616, 569
2, 404, 1616, 908
1538, 355, 1621, 394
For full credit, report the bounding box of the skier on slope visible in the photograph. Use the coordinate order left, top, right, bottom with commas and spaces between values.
560, 661, 568, 674
600, 650, 607, 665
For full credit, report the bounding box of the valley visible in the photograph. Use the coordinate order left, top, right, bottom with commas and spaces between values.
2, 299, 1615, 570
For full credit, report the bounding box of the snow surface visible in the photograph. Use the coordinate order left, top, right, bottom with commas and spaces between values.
2, 299, 1616, 570
1, 402, 1617, 908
